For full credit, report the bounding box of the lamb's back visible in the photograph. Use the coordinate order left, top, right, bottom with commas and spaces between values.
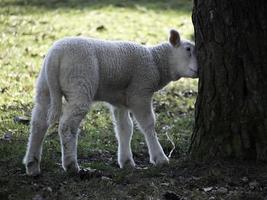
49, 37, 159, 102
52, 37, 153, 80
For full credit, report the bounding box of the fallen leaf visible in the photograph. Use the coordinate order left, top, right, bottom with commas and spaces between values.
14, 116, 30, 125
203, 187, 213, 192
79, 168, 103, 180
96, 25, 106, 31
2, 132, 13, 141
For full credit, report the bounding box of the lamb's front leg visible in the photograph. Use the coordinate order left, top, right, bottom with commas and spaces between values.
111, 106, 135, 168
130, 98, 169, 166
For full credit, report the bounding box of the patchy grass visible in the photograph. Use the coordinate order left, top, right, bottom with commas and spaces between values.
0, 0, 196, 163
0, 0, 196, 157
1, 0, 266, 199
0, 0, 197, 198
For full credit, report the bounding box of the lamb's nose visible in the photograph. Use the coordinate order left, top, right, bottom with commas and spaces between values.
197, 66, 200, 76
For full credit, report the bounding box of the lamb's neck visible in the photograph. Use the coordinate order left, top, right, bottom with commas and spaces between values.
149, 43, 173, 90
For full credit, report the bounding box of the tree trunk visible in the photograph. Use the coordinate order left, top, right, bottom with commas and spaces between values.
190, 0, 267, 161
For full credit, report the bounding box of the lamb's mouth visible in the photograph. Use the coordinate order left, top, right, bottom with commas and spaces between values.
189, 68, 198, 74
189, 68, 198, 73
189, 68, 199, 77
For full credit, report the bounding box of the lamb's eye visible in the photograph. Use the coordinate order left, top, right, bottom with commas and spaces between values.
185, 47, 191, 57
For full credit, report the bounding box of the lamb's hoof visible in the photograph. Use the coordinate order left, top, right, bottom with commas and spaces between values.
119, 158, 136, 169
64, 162, 80, 175
151, 154, 169, 166
26, 161, 41, 176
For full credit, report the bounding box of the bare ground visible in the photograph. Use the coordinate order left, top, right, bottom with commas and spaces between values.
1, 140, 267, 200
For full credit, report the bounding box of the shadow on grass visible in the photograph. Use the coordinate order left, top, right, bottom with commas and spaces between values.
1, 0, 192, 12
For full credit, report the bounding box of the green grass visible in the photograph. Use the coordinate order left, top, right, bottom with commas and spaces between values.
0, 0, 199, 199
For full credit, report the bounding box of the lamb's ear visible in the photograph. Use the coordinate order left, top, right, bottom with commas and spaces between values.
169, 29, 181, 47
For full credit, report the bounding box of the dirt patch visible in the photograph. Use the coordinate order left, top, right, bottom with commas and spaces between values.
1, 152, 267, 200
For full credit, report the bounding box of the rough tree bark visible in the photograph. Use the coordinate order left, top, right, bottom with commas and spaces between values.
190, 0, 267, 161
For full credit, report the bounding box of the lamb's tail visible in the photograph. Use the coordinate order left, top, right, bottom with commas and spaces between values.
45, 48, 63, 129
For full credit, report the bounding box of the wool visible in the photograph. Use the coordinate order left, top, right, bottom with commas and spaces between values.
24, 30, 198, 175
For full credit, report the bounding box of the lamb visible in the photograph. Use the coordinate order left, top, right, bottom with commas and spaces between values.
23, 29, 198, 176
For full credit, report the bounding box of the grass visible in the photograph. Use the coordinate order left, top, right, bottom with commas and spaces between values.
0, 0, 201, 199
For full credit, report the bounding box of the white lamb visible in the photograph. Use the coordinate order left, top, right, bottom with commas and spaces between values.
24, 29, 198, 176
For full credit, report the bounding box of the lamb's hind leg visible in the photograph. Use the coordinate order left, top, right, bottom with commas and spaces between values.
111, 106, 135, 168
130, 97, 169, 166
58, 97, 90, 174
24, 83, 50, 176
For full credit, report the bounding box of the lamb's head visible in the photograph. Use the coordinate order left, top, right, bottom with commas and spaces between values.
168, 29, 198, 80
